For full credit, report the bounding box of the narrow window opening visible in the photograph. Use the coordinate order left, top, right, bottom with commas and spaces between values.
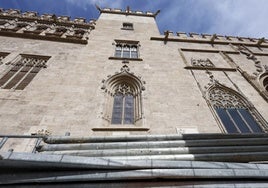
122, 23, 133, 30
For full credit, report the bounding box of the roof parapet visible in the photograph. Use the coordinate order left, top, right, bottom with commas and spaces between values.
0, 8, 94, 27
96, 5, 160, 18
151, 31, 267, 46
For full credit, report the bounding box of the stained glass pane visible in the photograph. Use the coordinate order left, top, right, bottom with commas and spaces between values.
111, 94, 123, 124
215, 108, 238, 133
124, 95, 134, 124
238, 109, 264, 133
227, 108, 251, 133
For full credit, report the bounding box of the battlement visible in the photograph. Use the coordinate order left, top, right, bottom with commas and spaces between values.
0, 8, 96, 27
96, 5, 160, 18
0, 8, 96, 44
151, 31, 267, 46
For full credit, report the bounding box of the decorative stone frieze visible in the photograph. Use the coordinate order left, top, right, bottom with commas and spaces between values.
0, 8, 95, 44
191, 58, 214, 68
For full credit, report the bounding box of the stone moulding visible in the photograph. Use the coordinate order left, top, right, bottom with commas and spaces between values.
151, 35, 268, 47
0, 31, 88, 44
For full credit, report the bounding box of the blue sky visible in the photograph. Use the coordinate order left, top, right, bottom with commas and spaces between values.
0, 0, 267, 38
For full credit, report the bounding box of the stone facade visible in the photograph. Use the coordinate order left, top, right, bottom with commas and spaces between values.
0, 7, 267, 152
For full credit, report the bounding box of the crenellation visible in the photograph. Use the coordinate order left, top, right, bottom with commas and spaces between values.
74, 17, 86, 23
154, 31, 267, 46
0, 8, 93, 26
0, 8, 95, 44
57, 16, 70, 22
113, 8, 122, 12
146, 11, 154, 15
98, 6, 159, 17
22, 11, 38, 18
189, 32, 202, 39
176, 32, 188, 38
201, 33, 213, 39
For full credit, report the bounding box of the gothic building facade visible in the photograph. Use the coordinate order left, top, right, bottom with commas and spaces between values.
0, 7, 268, 187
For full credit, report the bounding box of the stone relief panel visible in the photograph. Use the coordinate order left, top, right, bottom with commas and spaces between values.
181, 50, 231, 68
191, 58, 214, 68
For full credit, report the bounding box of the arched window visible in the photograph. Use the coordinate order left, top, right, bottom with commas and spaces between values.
111, 83, 134, 124
208, 86, 265, 133
102, 65, 145, 125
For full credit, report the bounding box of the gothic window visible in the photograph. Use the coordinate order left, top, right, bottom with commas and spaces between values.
0, 55, 50, 90
208, 86, 265, 133
102, 65, 145, 125
111, 84, 134, 124
115, 44, 138, 59
122, 22, 133, 30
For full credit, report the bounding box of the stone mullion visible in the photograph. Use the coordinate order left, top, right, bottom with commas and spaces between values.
1, 59, 25, 89
12, 58, 36, 89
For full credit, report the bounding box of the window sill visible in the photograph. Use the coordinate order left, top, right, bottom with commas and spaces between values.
92, 127, 149, 131
121, 28, 134, 31
109, 57, 143, 61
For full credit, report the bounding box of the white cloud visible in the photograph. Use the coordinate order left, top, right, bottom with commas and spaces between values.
64, 0, 268, 38
155, 0, 268, 38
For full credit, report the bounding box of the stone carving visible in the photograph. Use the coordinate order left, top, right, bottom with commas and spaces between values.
101, 65, 145, 91
237, 45, 264, 77
32, 129, 51, 136
115, 83, 133, 95
191, 58, 214, 68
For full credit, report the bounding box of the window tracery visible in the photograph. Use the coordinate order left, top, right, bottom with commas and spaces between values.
207, 84, 266, 133
0, 54, 50, 90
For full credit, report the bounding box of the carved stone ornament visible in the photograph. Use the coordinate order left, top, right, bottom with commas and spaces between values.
101, 65, 145, 91
32, 129, 51, 136
236, 45, 264, 78
115, 83, 133, 95
191, 58, 214, 68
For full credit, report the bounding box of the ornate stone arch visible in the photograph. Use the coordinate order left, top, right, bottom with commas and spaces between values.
101, 65, 145, 125
206, 82, 267, 133
259, 70, 268, 93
